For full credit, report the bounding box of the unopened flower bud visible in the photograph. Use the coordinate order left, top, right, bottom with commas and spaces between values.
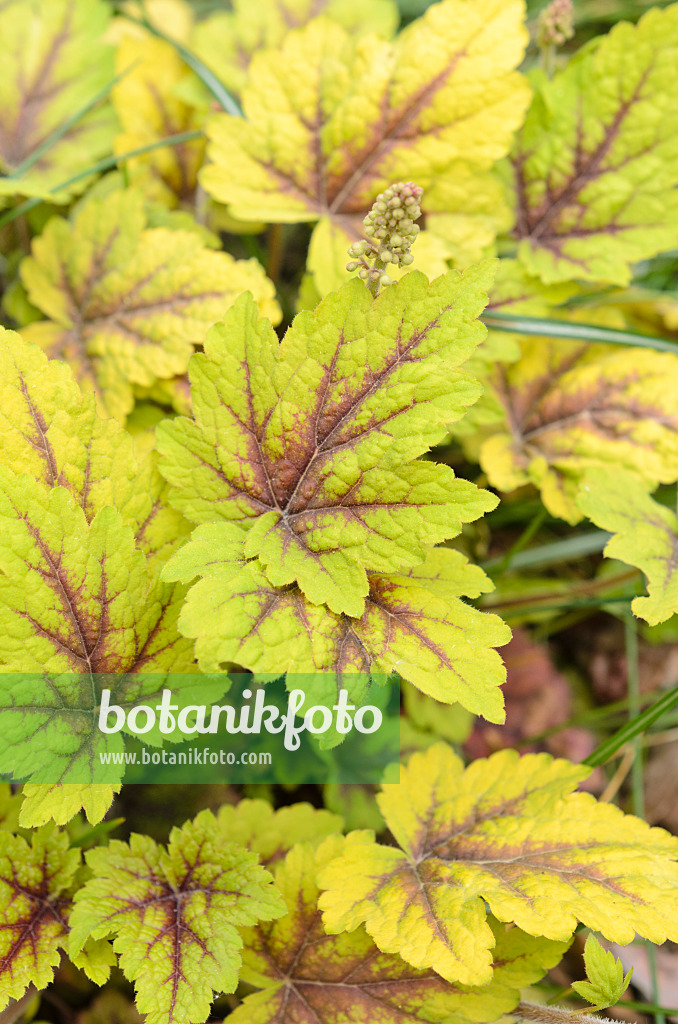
537, 0, 574, 47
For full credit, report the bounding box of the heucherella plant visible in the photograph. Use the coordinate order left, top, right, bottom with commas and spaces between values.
2, 2, 678, 1024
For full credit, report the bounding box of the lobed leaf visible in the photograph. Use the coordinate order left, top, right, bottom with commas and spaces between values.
509, 5, 678, 285
0, 0, 116, 201
577, 469, 678, 625
68, 810, 287, 1024
0, 826, 81, 1010
571, 934, 633, 1010
317, 743, 678, 985
191, 0, 399, 97
157, 267, 497, 616
477, 338, 678, 522
19, 188, 280, 419
162, 527, 510, 721
229, 837, 569, 1024
200, 0, 530, 292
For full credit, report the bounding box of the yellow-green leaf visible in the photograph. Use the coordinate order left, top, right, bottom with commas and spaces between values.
477, 338, 678, 522
162, 532, 510, 721
0, 0, 115, 201
215, 800, 343, 867
200, 1, 530, 294
229, 837, 569, 1024
509, 6, 678, 285
317, 743, 678, 985
191, 0, 398, 97
19, 188, 280, 419
577, 469, 678, 625
571, 934, 633, 1011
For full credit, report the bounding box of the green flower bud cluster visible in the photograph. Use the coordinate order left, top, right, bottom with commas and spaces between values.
346, 182, 423, 294
537, 0, 574, 48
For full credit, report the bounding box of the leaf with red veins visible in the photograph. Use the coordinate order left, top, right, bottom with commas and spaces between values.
229, 838, 569, 1024
68, 810, 286, 1024
200, 1, 530, 292
0, 826, 80, 1010
508, 5, 678, 285
157, 267, 498, 616
162, 534, 510, 722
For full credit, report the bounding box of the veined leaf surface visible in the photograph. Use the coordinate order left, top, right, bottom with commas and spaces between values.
317, 744, 678, 985
157, 267, 497, 616
19, 189, 280, 419
229, 838, 569, 1024
578, 469, 678, 625
477, 338, 678, 523
0, 0, 116, 200
161, 528, 510, 721
200, 0, 530, 292
215, 800, 343, 867
509, 5, 678, 285
69, 810, 286, 1024
0, 826, 81, 1009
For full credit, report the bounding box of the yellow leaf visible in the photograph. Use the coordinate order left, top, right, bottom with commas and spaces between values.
317, 744, 678, 985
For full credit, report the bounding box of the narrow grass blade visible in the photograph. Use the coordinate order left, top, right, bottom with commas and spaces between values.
584, 682, 678, 767
482, 311, 678, 355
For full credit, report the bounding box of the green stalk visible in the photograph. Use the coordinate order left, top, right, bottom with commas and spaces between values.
0, 130, 204, 229
584, 683, 678, 767
482, 311, 678, 355
482, 530, 611, 572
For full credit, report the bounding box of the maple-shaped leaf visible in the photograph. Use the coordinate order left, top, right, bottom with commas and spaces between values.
476, 338, 678, 523
509, 5, 678, 286
157, 267, 497, 616
577, 470, 678, 626
0, 825, 81, 1010
113, 34, 206, 207
19, 784, 121, 829
0, 0, 116, 201
191, 0, 398, 97
230, 837, 569, 1024
68, 810, 287, 1024
317, 743, 678, 986
571, 934, 633, 1011
216, 800, 343, 867
162, 526, 510, 721
19, 188, 280, 419
200, 1, 530, 293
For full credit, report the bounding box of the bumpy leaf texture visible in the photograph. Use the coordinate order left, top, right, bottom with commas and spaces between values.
0, 329, 207, 816
200, 0, 531, 292
69, 810, 286, 1024
0, 826, 81, 1009
230, 838, 569, 1024
476, 338, 678, 523
191, 0, 399, 97
578, 469, 678, 626
162, 530, 510, 721
157, 267, 496, 616
509, 5, 678, 285
19, 188, 280, 419
0, 0, 116, 200
317, 743, 678, 986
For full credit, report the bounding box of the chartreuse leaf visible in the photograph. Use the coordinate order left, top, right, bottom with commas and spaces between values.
0, 826, 81, 1010
317, 743, 678, 986
200, 1, 530, 293
0, 0, 116, 201
191, 0, 398, 97
477, 338, 678, 523
113, 34, 207, 206
577, 470, 678, 626
68, 810, 286, 1024
19, 785, 122, 830
571, 934, 633, 1011
161, 529, 510, 721
216, 800, 342, 867
229, 838, 569, 1024
509, 5, 678, 286
157, 266, 497, 617
19, 188, 280, 419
